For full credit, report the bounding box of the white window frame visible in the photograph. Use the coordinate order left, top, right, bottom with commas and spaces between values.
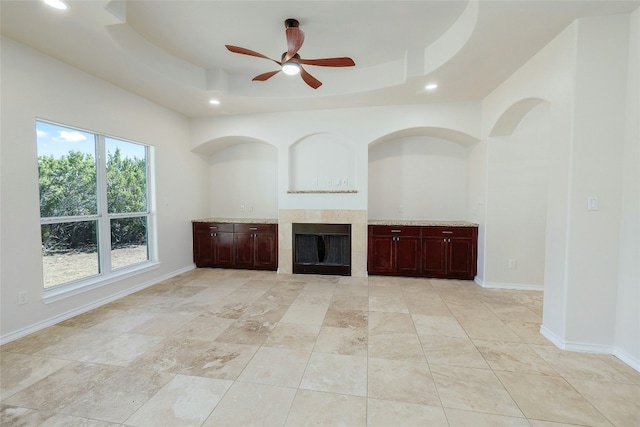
37, 120, 158, 303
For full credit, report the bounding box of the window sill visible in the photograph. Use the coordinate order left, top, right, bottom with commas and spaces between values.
43, 261, 160, 304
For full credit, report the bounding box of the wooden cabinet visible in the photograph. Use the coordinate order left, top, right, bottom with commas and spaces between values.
368, 224, 477, 280
193, 223, 215, 267
367, 226, 421, 276
233, 224, 278, 270
422, 227, 477, 280
193, 222, 233, 268
192, 222, 277, 271
213, 228, 234, 267
193, 222, 233, 267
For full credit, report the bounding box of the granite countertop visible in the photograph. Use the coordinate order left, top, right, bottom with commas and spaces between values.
192, 218, 277, 224
286, 190, 358, 194
368, 219, 479, 227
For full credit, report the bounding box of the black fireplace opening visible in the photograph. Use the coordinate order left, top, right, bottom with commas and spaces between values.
292, 223, 351, 276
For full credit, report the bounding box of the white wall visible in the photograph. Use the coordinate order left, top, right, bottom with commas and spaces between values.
368, 136, 469, 220
190, 103, 482, 214
563, 14, 629, 350
484, 103, 549, 288
290, 133, 356, 192
482, 20, 576, 332
208, 141, 278, 218
481, 12, 639, 368
614, 8, 639, 366
0, 37, 211, 340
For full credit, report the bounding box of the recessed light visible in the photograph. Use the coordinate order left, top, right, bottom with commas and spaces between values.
43, 0, 68, 10
425, 83, 438, 91
209, 99, 221, 105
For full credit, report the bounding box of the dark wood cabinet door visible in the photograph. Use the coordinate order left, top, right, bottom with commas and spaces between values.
233, 232, 254, 268
194, 230, 214, 267
447, 238, 475, 279
254, 232, 277, 270
422, 237, 448, 278
396, 236, 421, 275
368, 235, 395, 274
213, 232, 234, 267
194, 222, 277, 271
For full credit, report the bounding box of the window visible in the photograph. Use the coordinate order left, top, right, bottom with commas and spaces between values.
37, 120, 153, 291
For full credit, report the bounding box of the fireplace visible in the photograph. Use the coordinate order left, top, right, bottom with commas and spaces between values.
292, 223, 351, 276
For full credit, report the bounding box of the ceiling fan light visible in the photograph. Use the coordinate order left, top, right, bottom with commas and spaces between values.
282, 62, 301, 76
43, 0, 68, 10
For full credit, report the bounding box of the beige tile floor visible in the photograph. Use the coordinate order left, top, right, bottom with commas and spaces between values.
1, 269, 639, 426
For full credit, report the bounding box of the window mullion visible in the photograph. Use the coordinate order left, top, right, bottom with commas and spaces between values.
96, 135, 111, 274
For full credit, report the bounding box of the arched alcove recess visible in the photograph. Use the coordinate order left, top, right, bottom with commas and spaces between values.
483, 100, 551, 289
194, 136, 279, 219
191, 135, 276, 156
369, 127, 479, 149
368, 127, 479, 220
489, 98, 549, 137
288, 133, 356, 191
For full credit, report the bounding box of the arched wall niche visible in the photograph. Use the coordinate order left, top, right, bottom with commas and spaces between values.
483, 100, 551, 289
192, 135, 276, 157
369, 126, 479, 148
489, 97, 550, 137
288, 132, 356, 191
206, 137, 279, 219
368, 127, 477, 221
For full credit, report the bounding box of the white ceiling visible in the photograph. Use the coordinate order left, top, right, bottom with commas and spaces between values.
2, 0, 638, 117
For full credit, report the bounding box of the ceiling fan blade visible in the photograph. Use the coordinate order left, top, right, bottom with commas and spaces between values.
300, 67, 322, 89
225, 45, 281, 65
252, 70, 281, 81
298, 57, 356, 67
283, 26, 305, 63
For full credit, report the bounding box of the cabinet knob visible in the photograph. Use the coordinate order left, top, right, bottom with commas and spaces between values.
249, 227, 258, 231
391, 230, 402, 233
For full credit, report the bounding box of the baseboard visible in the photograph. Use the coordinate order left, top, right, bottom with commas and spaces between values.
0, 264, 195, 345
476, 279, 544, 291
539, 325, 565, 348
540, 325, 640, 372
613, 347, 640, 372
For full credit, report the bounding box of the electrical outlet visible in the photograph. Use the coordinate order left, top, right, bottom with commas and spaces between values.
327, 178, 332, 186
508, 259, 518, 269
240, 204, 245, 212
341, 178, 348, 186
17, 291, 28, 305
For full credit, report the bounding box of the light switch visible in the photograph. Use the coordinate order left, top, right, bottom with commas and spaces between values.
587, 196, 599, 211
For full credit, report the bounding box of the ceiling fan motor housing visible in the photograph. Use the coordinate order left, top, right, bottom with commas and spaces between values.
285, 18, 300, 28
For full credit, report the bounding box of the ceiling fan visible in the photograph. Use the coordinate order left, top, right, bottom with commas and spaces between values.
225, 18, 355, 89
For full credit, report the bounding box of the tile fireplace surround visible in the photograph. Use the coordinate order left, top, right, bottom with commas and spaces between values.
278, 209, 368, 277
